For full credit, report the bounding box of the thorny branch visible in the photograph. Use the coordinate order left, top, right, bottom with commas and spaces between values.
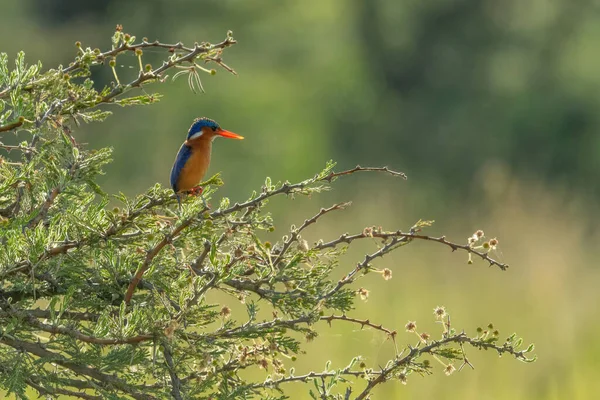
321, 314, 397, 340
353, 332, 531, 400
0, 34, 237, 134
315, 229, 509, 270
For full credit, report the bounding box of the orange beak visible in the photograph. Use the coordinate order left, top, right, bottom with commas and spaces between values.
218, 128, 244, 140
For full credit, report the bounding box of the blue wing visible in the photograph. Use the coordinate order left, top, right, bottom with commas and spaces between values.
170, 144, 192, 192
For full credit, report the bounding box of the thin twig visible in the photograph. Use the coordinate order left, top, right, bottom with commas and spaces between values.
210, 166, 406, 221
322, 165, 407, 182
3, 308, 99, 321
318, 236, 407, 301
0, 142, 37, 153
315, 230, 508, 270
272, 202, 351, 266
353, 332, 531, 400
321, 314, 397, 341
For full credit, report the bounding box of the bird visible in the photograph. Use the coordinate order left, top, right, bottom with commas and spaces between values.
170, 117, 244, 205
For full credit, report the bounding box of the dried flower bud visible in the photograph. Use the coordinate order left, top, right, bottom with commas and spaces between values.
399, 373, 407, 385
382, 268, 392, 280
476, 230, 484, 238
135, 48, 143, 56
220, 306, 231, 319
305, 330, 318, 342
433, 306, 446, 320
405, 321, 417, 332
363, 227, 373, 237
115, 24, 123, 32
420, 332, 430, 341
297, 239, 310, 253
489, 238, 498, 248
75, 41, 81, 47
164, 320, 179, 339
358, 287, 369, 301
444, 364, 456, 376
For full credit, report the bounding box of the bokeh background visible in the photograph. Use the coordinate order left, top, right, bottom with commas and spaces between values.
2, 0, 600, 398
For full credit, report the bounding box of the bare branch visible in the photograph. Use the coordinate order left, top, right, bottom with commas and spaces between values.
321, 314, 397, 341
316, 230, 508, 270
322, 165, 407, 182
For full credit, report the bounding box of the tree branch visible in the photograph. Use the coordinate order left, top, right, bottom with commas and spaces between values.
321, 314, 397, 340
316, 229, 508, 270
353, 332, 531, 400
323, 165, 407, 182
0, 336, 158, 400
25, 187, 60, 228
124, 213, 201, 303
272, 202, 351, 266
0, 118, 24, 133
162, 340, 183, 400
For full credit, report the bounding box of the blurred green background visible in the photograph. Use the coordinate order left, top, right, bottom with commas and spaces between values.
2, 0, 600, 398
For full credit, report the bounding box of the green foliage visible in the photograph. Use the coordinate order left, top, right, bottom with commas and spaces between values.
0, 29, 533, 399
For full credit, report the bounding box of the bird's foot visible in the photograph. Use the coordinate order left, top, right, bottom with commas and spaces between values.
188, 186, 204, 196
187, 186, 211, 209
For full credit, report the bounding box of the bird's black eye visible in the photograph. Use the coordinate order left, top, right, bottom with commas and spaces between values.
212, 126, 217, 132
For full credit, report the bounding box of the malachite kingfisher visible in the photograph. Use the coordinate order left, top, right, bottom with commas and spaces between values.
170, 117, 244, 204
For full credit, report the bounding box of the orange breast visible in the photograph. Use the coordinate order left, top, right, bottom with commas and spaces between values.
177, 141, 212, 192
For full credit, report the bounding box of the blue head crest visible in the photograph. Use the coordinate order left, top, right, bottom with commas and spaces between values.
188, 117, 220, 140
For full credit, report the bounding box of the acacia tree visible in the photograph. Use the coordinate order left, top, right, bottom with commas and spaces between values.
0, 27, 534, 399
